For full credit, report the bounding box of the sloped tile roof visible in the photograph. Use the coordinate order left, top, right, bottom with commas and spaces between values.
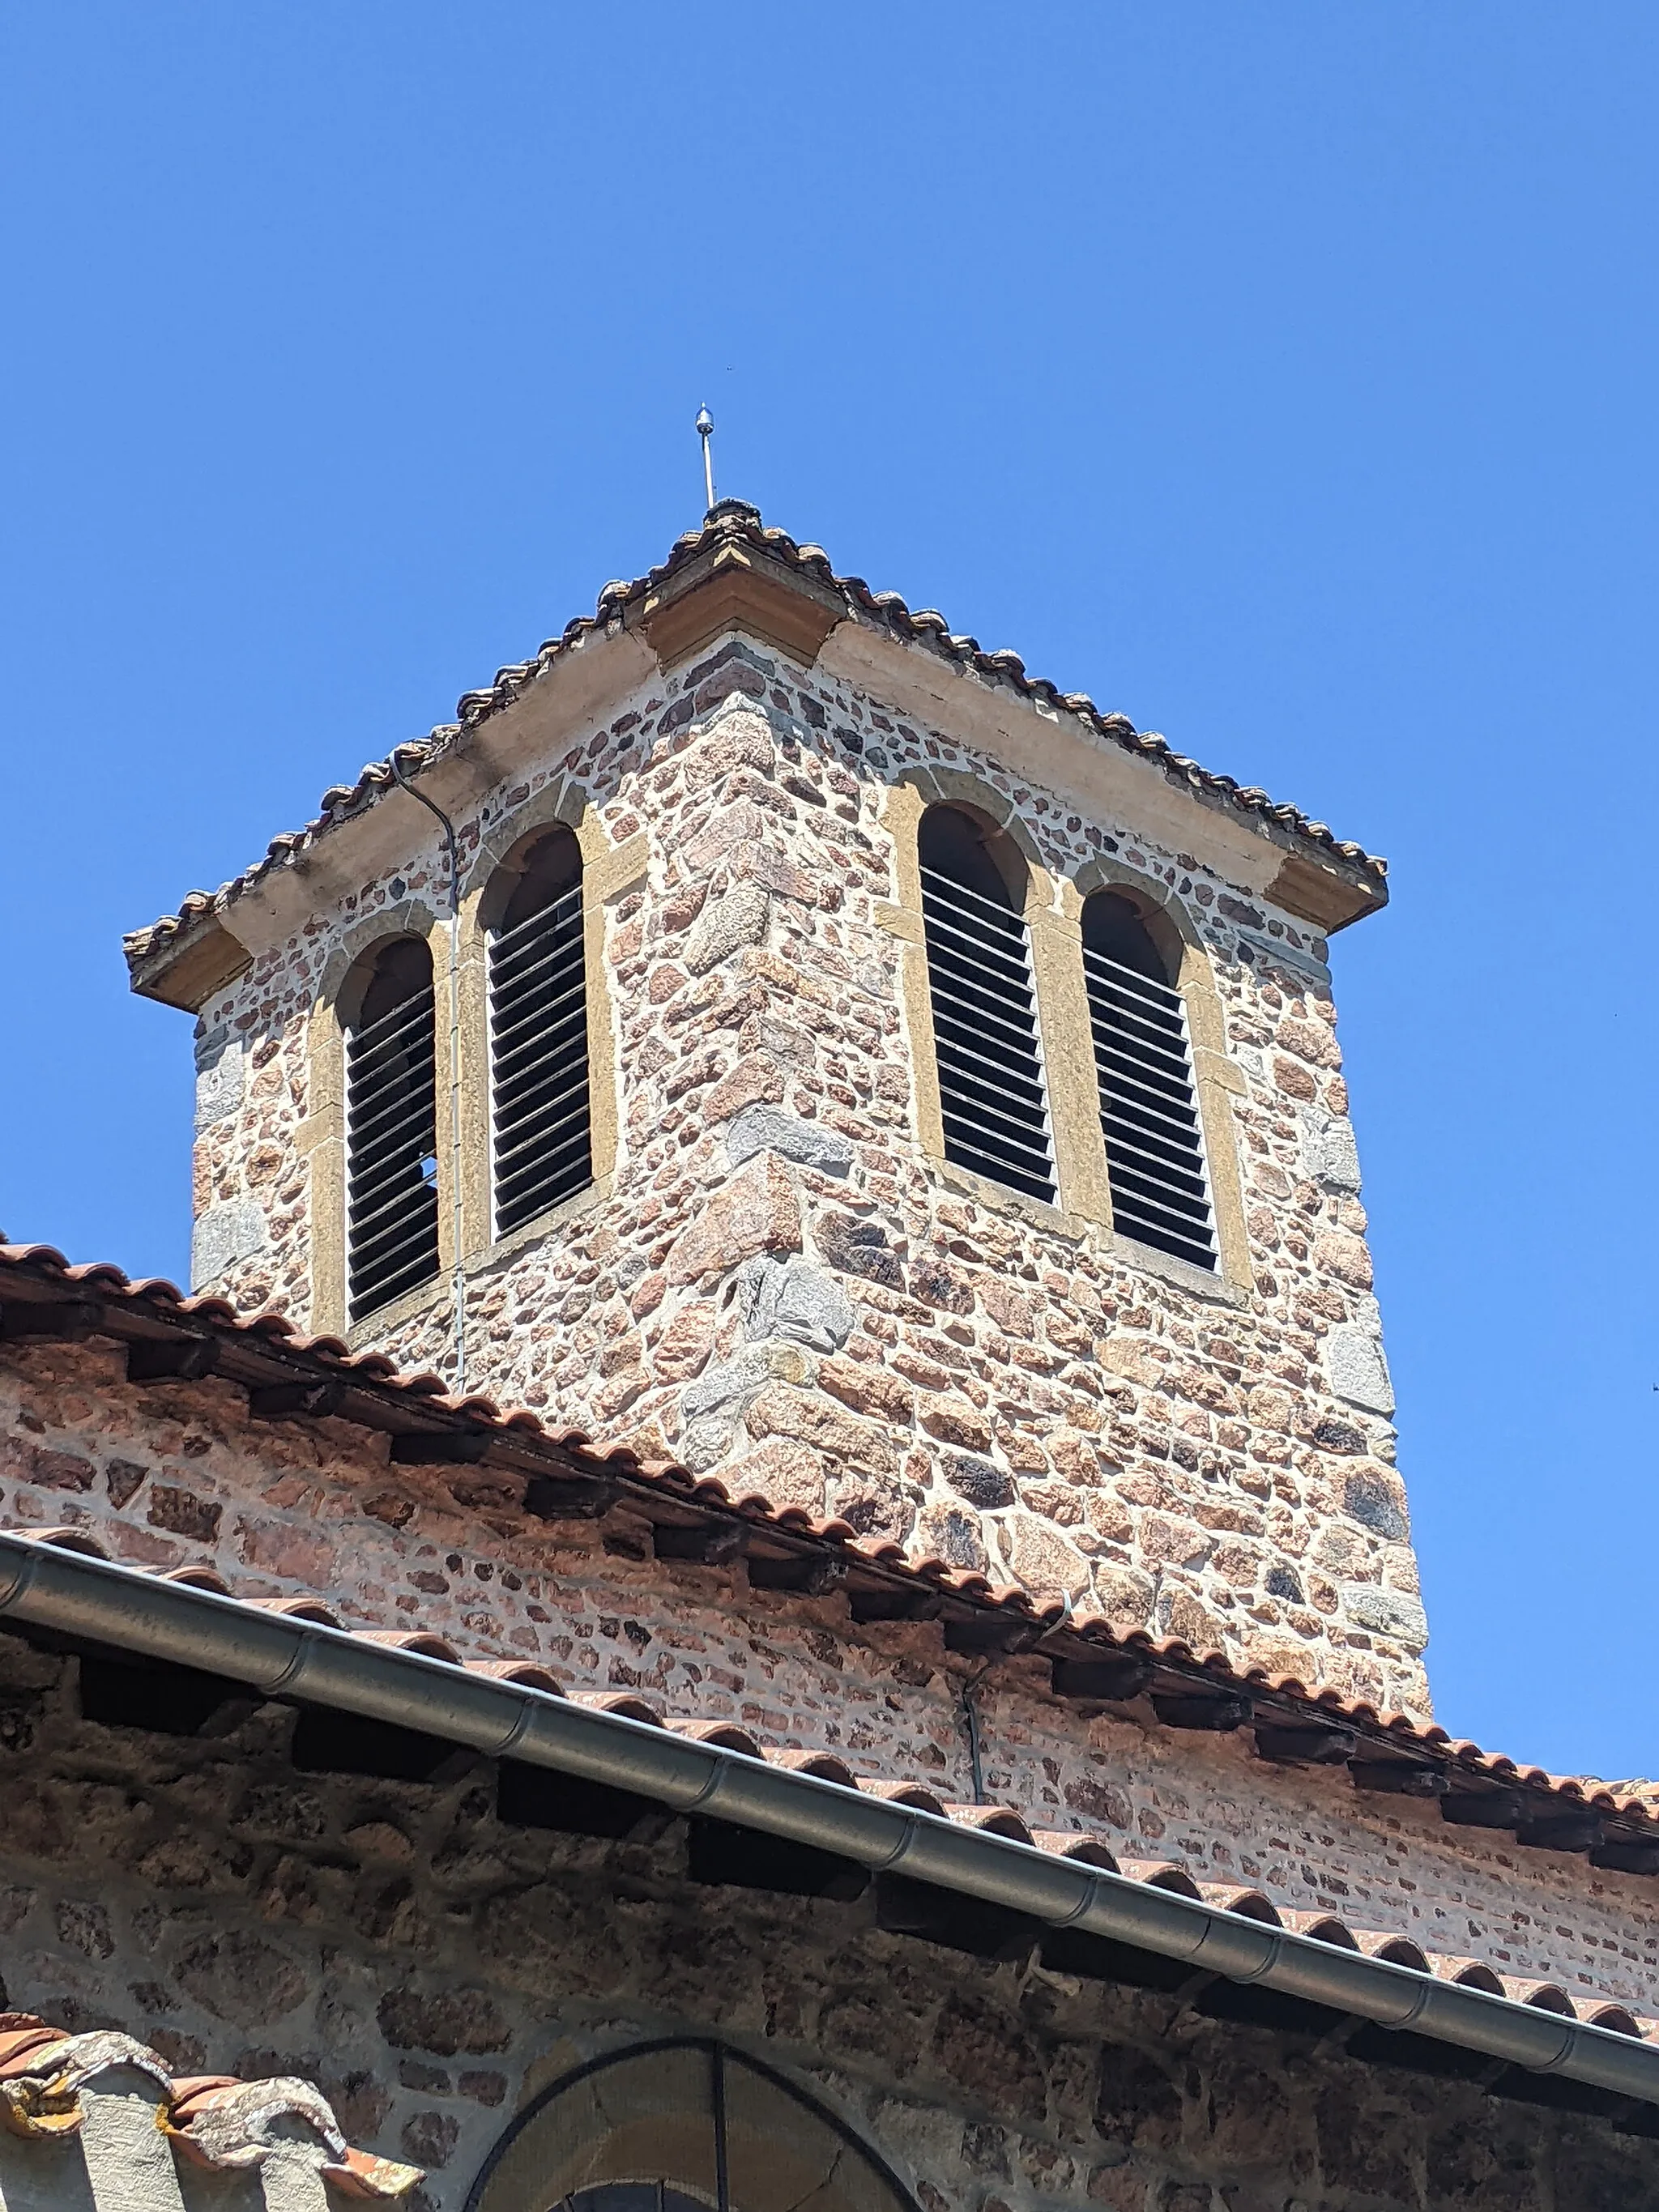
1, 1239, 1655, 1861
123, 501, 1386, 974
1, 1526, 1653, 2054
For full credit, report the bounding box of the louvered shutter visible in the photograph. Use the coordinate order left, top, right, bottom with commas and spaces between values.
489, 837, 592, 1236
1082, 893, 1217, 1270
919, 808, 1056, 1204
345, 942, 440, 1319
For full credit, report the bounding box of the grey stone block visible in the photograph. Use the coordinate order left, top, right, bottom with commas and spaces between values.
726, 1106, 853, 1175
740, 1257, 855, 1353
191, 1200, 267, 1288
194, 1030, 246, 1132
1303, 1112, 1362, 1194
1341, 1583, 1429, 1651
685, 884, 769, 975
1327, 1325, 1395, 1415
1343, 1468, 1409, 1541
680, 1342, 813, 1421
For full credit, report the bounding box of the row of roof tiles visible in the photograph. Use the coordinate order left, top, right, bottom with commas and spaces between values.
1, 1241, 1654, 1842
123, 502, 1384, 970
6, 1524, 1653, 2048
0, 2016, 419, 2195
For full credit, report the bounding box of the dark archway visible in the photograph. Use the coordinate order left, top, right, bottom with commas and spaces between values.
916, 804, 1054, 1204
342, 934, 440, 1317
1081, 889, 1215, 1270
467, 2039, 921, 2212
487, 826, 592, 1235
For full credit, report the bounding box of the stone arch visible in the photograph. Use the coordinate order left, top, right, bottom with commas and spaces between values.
307, 904, 447, 1340
1071, 856, 1250, 1289
882, 762, 1056, 925
467, 2039, 920, 2212
878, 767, 1097, 1219
450, 778, 647, 1260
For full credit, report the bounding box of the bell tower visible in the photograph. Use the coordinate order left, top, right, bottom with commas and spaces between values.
129, 501, 1428, 1716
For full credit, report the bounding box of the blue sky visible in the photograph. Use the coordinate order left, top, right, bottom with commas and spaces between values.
3, 6, 1655, 1779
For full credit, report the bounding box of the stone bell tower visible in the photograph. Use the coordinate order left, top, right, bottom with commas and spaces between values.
129, 500, 1429, 1715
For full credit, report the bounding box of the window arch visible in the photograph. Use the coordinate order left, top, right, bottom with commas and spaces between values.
343, 936, 440, 1319
467, 2039, 920, 2212
917, 804, 1056, 1204
1081, 889, 1217, 1271
488, 826, 593, 1236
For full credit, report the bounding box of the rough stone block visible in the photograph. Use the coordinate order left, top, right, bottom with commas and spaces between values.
740, 1256, 855, 1352
190, 1199, 267, 1288
1340, 1582, 1429, 1651
1004, 1517, 1090, 1603
681, 1343, 813, 1421
726, 1105, 854, 1175
684, 884, 770, 975
193, 1028, 245, 1131
1325, 1325, 1394, 1415
1303, 1110, 1362, 1193
666, 1155, 801, 1284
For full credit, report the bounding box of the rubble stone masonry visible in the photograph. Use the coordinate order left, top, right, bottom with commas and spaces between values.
0, 1616, 1649, 2212
186, 627, 1424, 1713
3, 1619, 1649, 2212
2, 1342, 1654, 2021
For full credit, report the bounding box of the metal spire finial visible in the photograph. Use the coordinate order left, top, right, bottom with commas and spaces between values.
695, 404, 715, 514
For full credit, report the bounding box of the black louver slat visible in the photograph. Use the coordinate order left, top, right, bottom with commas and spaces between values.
1084, 946, 1217, 1270
490, 881, 592, 1234
346, 984, 439, 1318
919, 862, 1056, 1204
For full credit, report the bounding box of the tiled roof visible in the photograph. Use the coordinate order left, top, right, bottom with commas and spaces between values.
2, 1238, 1656, 1865
123, 501, 1387, 975
0, 2014, 420, 2196
1, 1525, 1653, 2060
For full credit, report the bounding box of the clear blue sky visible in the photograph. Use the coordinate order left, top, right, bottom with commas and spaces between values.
4, 6, 1655, 1780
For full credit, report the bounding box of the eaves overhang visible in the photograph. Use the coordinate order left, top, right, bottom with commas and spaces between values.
3, 1238, 1657, 1864
0, 1528, 1654, 2129
125, 503, 1388, 1012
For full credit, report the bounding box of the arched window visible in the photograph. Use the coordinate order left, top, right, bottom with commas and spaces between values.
344, 936, 440, 1319
1081, 890, 1217, 1270
918, 805, 1055, 1203
467, 2039, 919, 2212
488, 828, 592, 1236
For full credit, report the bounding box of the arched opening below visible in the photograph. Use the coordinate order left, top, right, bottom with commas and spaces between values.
915, 806, 1054, 1204
469, 2040, 919, 2212
343, 936, 440, 1318
1079, 890, 1174, 987
488, 828, 593, 1237
1079, 889, 1215, 1272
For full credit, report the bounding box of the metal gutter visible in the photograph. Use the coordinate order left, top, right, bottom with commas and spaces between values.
1, 1531, 1653, 2110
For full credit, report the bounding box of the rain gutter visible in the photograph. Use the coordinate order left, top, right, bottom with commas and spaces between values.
0, 1532, 1653, 2111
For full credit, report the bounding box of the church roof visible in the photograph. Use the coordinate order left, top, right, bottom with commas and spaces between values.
2, 1236, 1653, 1861
2, 1522, 1657, 2120
123, 502, 1388, 1003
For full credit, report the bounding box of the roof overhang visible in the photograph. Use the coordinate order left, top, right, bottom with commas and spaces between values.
125, 506, 1388, 1014
1, 1528, 1654, 2129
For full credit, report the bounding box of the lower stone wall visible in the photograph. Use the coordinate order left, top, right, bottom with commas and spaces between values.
0, 1626, 1652, 2212
2, 1340, 1657, 2015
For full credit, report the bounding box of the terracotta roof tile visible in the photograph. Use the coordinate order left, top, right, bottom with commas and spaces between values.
2, 1240, 1656, 1846
2, 1537, 1657, 2044
0, 2014, 421, 2194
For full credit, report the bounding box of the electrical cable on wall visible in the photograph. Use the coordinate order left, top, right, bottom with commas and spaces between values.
390, 752, 467, 1392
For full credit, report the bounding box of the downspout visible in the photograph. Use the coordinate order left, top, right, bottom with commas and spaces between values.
2, 1534, 1657, 2113
390, 754, 467, 1394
